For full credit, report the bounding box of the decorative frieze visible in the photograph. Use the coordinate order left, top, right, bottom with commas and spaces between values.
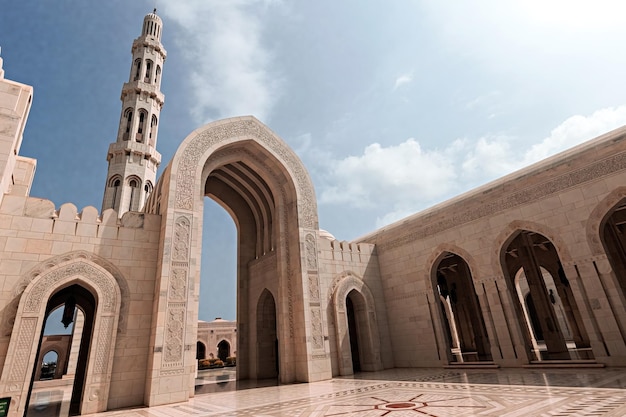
379, 151, 626, 251
174, 118, 317, 229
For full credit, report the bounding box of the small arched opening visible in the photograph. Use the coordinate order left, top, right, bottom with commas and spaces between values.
256, 289, 278, 379
217, 340, 230, 362
196, 341, 206, 360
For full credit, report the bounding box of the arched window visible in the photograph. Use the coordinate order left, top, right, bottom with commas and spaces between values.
128, 178, 141, 211
40, 350, 59, 380
108, 177, 122, 211
134, 59, 141, 81
144, 181, 153, 196
145, 60, 153, 82
150, 115, 157, 143
155, 65, 161, 85
137, 111, 146, 142
123, 108, 133, 140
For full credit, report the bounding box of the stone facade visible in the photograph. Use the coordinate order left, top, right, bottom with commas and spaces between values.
0, 10, 625, 417
196, 319, 237, 361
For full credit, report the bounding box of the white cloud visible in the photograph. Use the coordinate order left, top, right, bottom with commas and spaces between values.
522, 106, 626, 165
320, 138, 456, 209
319, 106, 626, 228
393, 72, 413, 90
159, 1, 280, 123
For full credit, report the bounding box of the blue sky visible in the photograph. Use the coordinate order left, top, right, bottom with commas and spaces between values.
3, 1, 626, 322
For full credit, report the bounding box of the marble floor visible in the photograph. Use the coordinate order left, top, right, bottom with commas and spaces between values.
77, 367, 626, 417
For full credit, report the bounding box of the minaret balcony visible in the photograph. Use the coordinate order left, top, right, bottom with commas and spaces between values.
108, 141, 162, 165
121, 82, 165, 105
132, 38, 167, 59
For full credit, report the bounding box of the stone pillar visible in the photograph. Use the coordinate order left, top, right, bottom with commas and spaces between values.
569, 258, 626, 364
486, 277, 531, 366
64, 310, 84, 378
518, 234, 569, 359
300, 230, 332, 381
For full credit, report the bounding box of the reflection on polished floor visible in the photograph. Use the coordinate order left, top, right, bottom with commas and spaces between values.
75, 367, 626, 416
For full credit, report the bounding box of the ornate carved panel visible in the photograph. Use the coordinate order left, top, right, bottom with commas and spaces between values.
164, 307, 185, 363
310, 307, 324, 350
94, 316, 114, 374
8, 317, 37, 385
173, 216, 191, 261
305, 233, 318, 271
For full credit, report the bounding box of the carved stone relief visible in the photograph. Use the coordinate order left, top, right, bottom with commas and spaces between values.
173, 216, 191, 261
305, 233, 318, 271
8, 251, 130, 335
174, 118, 317, 229
311, 307, 324, 350
8, 317, 37, 385
164, 307, 185, 363
25, 262, 116, 313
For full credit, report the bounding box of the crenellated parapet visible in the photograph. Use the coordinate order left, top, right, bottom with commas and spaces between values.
1, 195, 161, 242
317, 237, 376, 263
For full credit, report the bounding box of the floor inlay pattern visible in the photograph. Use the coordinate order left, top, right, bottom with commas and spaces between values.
85, 369, 626, 417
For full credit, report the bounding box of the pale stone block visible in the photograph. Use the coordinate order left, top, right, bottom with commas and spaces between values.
0, 194, 26, 215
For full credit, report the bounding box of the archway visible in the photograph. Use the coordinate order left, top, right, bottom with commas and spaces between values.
256, 289, 278, 379
599, 198, 626, 304
0, 258, 121, 416
144, 117, 326, 404
217, 340, 231, 362
346, 291, 363, 372
39, 351, 59, 381
332, 276, 382, 375
25, 285, 96, 417
433, 252, 492, 362
501, 230, 592, 361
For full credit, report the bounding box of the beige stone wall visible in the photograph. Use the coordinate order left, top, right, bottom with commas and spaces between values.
359, 126, 626, 368
0, 195, 161, 411
317, 237, 392, 376
197, 319, 237, 360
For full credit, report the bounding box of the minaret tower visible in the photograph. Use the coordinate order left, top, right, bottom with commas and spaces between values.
102, 10, 165, 217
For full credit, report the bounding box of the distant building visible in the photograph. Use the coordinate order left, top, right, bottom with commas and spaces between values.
1, 8, 626, 417
196, 318, 237, 361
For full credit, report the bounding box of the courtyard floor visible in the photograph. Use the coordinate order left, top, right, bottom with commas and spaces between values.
59, 367, 626, 416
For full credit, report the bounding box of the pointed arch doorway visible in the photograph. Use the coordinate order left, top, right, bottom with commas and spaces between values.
0, 258, 121, 416
25, 285, 95, 417
433, 252, 492, 363
145, 117, 328, 405
502, 230, 592, 361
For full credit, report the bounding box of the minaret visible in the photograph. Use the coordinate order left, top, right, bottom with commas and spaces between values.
102, 10, 165, 217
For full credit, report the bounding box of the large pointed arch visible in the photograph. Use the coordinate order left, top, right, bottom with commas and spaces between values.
497, 224, 593, 362
0, 258, 121, 416
427, 245, 493, 363
492, 220, 574, 273
144, 117, 327, 406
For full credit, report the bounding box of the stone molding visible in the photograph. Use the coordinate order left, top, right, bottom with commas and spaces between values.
585, 186, 626, 255
377, 151, 626, 251
4, 251, 130, 336
173, 117, 318, 229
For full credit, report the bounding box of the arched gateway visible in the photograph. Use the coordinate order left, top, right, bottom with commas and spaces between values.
143, 116, 331, 406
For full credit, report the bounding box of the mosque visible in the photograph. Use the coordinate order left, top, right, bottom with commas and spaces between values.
0, 10, 625, 417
